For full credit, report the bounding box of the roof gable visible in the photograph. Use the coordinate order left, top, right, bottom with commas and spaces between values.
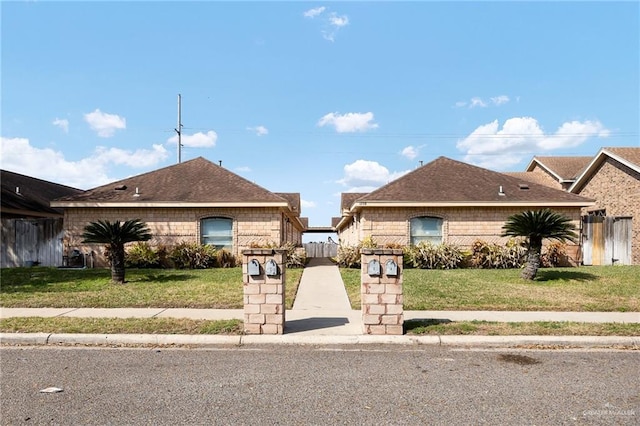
1, 170, 83, 216
356, 157, 592, 205
525, 156, 591, 181
569, 147, 640, 193
53, 157, 287, 205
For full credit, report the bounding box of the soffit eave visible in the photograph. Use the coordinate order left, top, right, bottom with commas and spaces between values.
50, 201, 290, 208
349, 201, 595, 210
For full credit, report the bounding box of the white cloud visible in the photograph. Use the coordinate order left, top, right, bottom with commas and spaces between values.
491, 95, 510, 106
93, 144, 169, 168
52, 118, 69, 133
303, 6, 325, 18
167, 130, 217, 148
328, 12, 349, 27
301, 199, 317, 208
337, 160, 409, 191
456, 117, 610, 170
83, 109, 126, 137
247, 125, 268, 136
470, 97, 487, 108
318, 112, 378, 133
539, 120, 610, 150
0, 137, 169, 189
304, 6, 348, 42
455, 95, 510, 109
400, 145, 419, 160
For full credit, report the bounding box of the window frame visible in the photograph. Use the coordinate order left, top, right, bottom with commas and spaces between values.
200, 217, 233, 250
409, 216, 443, 245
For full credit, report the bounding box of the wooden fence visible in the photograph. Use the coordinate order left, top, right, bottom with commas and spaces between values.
582, 216, 632, 265
303, 242, 338, 258
1, 218, 64, 267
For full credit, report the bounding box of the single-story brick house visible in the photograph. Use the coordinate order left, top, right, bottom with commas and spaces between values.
510, 147, 640, 265
335, 157, 595, 264
51, 157, 306, 266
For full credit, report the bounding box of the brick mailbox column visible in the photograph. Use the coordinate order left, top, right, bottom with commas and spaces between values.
361, 248, 404, 335
242, 249, 286, 335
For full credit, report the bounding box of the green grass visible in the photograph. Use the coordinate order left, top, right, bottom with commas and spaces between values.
0, 267, 303, 309
404, 320, 640, 336
0, 317, 243, 335
341, 265, 640, 312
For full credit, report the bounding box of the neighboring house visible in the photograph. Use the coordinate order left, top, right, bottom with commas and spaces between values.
1, 170, 83, 267
569, 147, 640, 265
505, 156, 592, 191
335, 157, 594, 264
51, 157, 306, 267
513, 147, 640, 265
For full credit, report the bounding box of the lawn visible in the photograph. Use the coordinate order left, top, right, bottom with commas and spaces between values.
341, 266, 640, 312
0, 267, 303, 310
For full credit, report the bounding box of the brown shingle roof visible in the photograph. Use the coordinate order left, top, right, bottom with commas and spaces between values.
53, 157, 287, 204
357, 157, 592, 205
502, 171, 557, 187
276, 193, 301, 216
1, 170, 83, 217
331, 217, 341, 228
569, 147, 640, 192
527, 156, 592, 180
604, 147, 640, 167
341, 193, 366, 211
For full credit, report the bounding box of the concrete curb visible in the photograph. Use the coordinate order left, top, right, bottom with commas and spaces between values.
1, 333, 638, 348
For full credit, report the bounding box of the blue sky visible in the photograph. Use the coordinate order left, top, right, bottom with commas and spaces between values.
2, 1, 639, 236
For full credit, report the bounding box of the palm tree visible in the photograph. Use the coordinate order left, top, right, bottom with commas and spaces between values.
501, 209, 578, 280
82, 219, 152, 283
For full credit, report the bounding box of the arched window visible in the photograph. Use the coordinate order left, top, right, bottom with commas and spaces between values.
200, 218, 232, 250
410, 217, 443, 245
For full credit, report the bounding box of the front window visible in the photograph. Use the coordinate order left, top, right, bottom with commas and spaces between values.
201, 218, 232, 250
410, 217, 443, 245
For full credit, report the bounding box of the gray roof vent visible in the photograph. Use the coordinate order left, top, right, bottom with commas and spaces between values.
115, 185, 127, 191
518, 183, 530, 190
498, 185, 506, 196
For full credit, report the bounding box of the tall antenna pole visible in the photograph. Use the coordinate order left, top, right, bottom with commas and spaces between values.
175, 94, 183, 163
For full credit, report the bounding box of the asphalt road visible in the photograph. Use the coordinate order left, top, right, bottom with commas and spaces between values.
1, 345, 638, 425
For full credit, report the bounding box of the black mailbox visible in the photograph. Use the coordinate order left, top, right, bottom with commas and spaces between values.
265, 259, 279, 276
248, 259, 261, 276
367, 259, 381, 276
385, 259, 398, 276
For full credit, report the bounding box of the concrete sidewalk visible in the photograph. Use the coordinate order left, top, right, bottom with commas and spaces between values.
1, 258, 639, 346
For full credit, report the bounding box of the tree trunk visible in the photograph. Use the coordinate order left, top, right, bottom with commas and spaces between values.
521, 240, 542, 280
110, 244, 126, 284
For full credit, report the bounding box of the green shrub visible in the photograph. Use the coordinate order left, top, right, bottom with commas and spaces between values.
214, 249, 236, 268
169, 242, 217, 269
541, 241, 568, 267
336, 244, 361, 268
125, 242, 160, 268
403, 242, 464, 269
470, 238, 527, 269
360, 235, 378, 249
253, 241, 306, 269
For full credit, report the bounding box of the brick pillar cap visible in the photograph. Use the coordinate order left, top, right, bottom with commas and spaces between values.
361, 248, 403, 255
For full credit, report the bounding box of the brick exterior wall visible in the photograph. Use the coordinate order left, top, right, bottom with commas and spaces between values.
63, 207, 302, 266
338, 206, 583, 263
576, 158, 640, 264
528, 164, 565, 190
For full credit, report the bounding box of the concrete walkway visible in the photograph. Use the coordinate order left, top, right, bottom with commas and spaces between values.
288, 258, 361, 335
